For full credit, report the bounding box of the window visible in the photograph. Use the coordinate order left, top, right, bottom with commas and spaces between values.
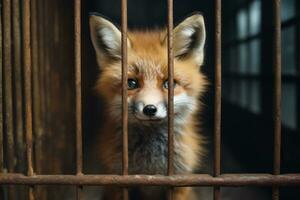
223, 0, 262, 114
281, 0, 298, 130
223, 0, 299, 131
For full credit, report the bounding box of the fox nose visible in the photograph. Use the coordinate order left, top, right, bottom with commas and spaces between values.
143, 105, 157, 116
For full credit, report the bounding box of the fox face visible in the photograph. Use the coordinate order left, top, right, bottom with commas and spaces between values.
90, 13, 207, 126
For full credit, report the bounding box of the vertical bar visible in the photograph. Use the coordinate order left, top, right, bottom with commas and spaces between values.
214, 0, 222, 200
23, 0, 35, 199
272, 0, 281, 200
75, 0, 83, 199
167, 0, 174, 176
167, 0, 174, 199
121, 0, 129, 199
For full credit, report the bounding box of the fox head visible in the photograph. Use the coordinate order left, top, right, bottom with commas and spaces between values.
89, 13, 208, 125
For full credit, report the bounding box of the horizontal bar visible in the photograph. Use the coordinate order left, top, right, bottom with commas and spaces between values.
0, 174, 300, 186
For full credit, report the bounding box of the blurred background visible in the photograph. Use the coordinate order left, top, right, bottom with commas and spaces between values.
0, 0, 299, 199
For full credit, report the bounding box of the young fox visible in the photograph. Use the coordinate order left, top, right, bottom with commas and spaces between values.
89, 13, 208, 200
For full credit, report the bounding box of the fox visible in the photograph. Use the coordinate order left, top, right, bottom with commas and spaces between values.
89, 12, 208, 200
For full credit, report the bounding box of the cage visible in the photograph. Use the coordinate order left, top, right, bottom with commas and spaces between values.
0, 0, 300, 199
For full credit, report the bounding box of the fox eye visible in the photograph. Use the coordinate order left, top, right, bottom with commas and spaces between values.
128, 78, 139, 90
163, 80, 177, 89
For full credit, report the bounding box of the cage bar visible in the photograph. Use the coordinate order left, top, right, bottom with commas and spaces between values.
272, 0, 282, 200
121, 0, 129, 199
167, 0, 174, 177
75, 0, 83, 199
214, 0, 222, 199
167, 0, 174, 199
23, 0, 35, 199
0, 173, 300, 186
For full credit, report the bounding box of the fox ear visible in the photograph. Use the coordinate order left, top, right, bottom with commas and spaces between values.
89, 15, 130, 63
172, 14, 206, 65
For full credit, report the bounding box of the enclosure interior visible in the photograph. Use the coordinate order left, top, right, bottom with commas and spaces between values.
0, 0, 299, 199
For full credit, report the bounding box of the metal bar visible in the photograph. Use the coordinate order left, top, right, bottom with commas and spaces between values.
0, 174, 300, 186
214, 0, 222, 199
75, 0, 83, 175
23, 0, 35, 199
167, 0, 174, 177
167, 0, 174, 199
272, 0, 282, 200
75, 0, 83, 199
121, 0, 129, 199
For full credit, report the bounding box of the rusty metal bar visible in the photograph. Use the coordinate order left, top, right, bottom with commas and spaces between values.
272, 0, 282, 200
75, 0, 83, 176
0, 174, 300, 186
167, 0, 174, 177
214, 0, 222, 199
121, 0, 129, 199
23, 0, 35, 199
75, 0, 83, 199
167, 0, 174, 199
